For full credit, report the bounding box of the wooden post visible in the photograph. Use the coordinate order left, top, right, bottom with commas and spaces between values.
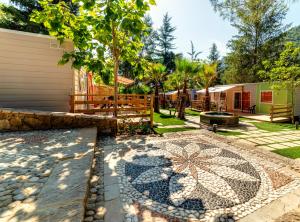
144, 95, 147, 114
150, 94, 154, 128
270, 105, 274, 122
70, 95, 75, 113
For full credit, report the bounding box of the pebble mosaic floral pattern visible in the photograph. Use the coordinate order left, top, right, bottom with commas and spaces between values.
116, 136, 300, 221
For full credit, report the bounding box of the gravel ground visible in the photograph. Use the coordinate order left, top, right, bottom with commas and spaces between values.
0, 129, 82, 220
84, 141, 105, 222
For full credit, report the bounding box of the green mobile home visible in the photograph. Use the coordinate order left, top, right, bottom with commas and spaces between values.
255, 82, 300, 118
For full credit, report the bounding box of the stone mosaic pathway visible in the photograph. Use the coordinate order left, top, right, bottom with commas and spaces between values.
99, 131, 300, 222
224, 126, 300, 152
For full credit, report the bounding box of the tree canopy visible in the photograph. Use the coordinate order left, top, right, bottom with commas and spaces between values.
0, 0, 78, 33
156, 13, 177, 73
210, 0, 289, 83
260, 42, 300, 88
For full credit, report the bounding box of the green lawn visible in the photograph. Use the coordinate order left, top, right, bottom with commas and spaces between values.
216, 130, 245, 136
252, 122, 297, 132
272, 147, 300, 159
154, 112, 185, 126
239, 117, 253, 122
185, 109, 201, 116
163, 108, 201, 116
154, 127, 197, 134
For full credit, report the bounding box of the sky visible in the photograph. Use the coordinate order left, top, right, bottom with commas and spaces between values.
149, 0, 300, 59
1, 0, 299, 58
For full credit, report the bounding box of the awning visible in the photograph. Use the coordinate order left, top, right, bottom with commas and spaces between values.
196, 85, 239, 94
165, 90, 178, 96
117, 76, 134, 85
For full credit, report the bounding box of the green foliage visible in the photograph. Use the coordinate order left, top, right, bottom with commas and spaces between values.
172, 58, 201, 119
31, 0, 155, 84
286, 25, 300, 46
118, 119, 152, 135
210, 0, 289, 83
145, 63, 167, 112
208, 43, 220, 63
208, 43, 224, 84
156, 13, 177, 73
196, 63, 217, 89
120, 83, 151, 94
0, 0, 77, 33
146, 63, 167, 84
187, 41, 201, 61
141, 15, 158, 61
196, 62, 218, 111
259, 42, 300, 89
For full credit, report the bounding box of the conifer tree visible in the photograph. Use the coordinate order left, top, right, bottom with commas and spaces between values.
0, 0, 77, 33
210, 0, 289, 83
157, 13, 176, 73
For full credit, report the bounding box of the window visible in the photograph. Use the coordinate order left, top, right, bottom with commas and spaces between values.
260, 91, 273, 104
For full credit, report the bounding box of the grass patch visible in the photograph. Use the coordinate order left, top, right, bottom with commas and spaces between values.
163, 108, 201, 116
239, 117, 252, 122
272, 147, 300, 159
154, 127, 197, 134
185, 109, 201, 116
216, 130, 245, 136
154, 112, 185, 126
252, 122, 297, 132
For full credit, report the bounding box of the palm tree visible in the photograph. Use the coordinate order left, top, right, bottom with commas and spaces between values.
199, 63, 218, 111
165, 70, 183, 114
187, 41, 202, 61
147, 63, 167, 113
174, 58, 200, 119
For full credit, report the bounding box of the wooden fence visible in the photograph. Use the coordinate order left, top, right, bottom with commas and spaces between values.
191, 100, 218, 112
270, 104, 293, 122
191, 100, 204, 111
70, 94, 154, 127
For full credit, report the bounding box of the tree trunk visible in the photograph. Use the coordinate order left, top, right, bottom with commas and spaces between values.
204, 87, 210, 111
112, 23, 119, 118
162, 85, 166, 109
113, 60, 119, 117
154, 83, 160, 113
178, 81, 187, 120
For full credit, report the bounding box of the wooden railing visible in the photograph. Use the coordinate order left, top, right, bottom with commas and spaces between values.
70, 94, 154, 127
191, 100, 218, 112
191, 100, 204, 111
270, 104, 293, 122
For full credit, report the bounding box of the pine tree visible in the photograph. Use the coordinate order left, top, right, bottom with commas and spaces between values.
0, 0, 77, 34
157, 13, 176, 73
210, 0, 289, 83
141, 15, 158, 61
208, 43, 220, 63
208, 43, 223, 84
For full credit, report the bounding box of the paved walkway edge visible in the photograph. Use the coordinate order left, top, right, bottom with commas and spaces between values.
7, 127, 97, 222
240, 187, 300, 222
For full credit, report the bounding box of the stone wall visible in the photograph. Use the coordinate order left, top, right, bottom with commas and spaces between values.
0, 108, 117, 135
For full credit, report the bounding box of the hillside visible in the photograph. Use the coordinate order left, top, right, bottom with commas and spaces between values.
286, 25, 300, 46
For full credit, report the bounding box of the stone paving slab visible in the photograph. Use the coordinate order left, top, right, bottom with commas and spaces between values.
0, 127, 97, 222
99, 130, 300, 222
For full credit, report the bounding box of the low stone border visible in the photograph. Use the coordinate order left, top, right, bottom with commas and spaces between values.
0, 108, 117, 135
